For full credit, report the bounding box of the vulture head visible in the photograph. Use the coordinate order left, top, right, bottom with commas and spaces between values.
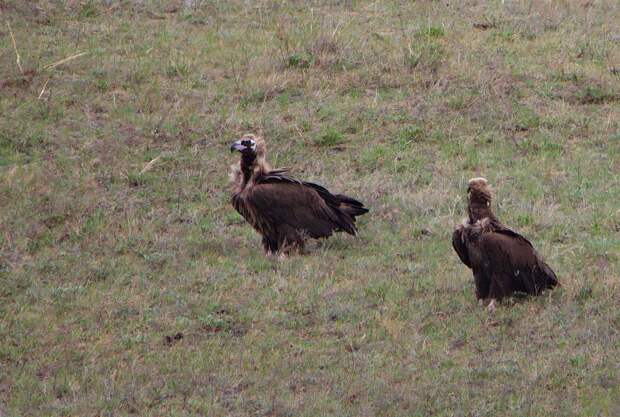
467, 177, 492, 206
229, 134, 270, 192
466, 177, 495, 223
230, 134, 266, 158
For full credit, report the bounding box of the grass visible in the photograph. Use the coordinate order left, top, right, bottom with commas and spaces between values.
1, 1, 619, 416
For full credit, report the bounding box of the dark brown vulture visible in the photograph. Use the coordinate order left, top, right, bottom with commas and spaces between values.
452, 178, 558, 311
229, 134, 368, 255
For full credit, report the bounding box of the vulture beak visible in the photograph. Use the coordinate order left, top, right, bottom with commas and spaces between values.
230, 140, 246, 153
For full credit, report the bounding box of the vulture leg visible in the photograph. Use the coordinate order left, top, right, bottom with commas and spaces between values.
262, 236, 278, 255
277, 226, 306, 255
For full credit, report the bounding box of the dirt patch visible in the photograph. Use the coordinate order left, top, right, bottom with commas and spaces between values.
163, 332, 184, 346
0, 70, 36, 90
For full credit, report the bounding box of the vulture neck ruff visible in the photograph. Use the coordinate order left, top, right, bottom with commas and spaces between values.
237, 151, 270, 191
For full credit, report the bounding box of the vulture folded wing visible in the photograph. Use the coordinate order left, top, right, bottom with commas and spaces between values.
260, 173, 367, 211
258, 172, 367, 225
479, 230, 558, 296
246, 181, 357, 238
260, 170, 295, 182
491, 225, 534, 247
452, 227, 472, 268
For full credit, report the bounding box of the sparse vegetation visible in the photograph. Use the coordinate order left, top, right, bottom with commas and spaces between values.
1, 1, 619, 416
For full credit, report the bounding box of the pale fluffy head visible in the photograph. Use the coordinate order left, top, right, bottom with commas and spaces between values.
467, 177, 492, 205
468, 177, 489, 192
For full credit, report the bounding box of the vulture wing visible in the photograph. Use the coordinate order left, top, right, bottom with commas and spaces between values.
245, 178, 359, 237
452, 226, 472, 268
452, 225, 491, 299
259, 172, 368, 222
478, 229, 558, 297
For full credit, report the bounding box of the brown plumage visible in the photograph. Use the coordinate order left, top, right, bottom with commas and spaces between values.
229, 134, 368, 255
452, 178, 558, 310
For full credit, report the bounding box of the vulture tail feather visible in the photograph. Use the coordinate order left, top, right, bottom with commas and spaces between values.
536, 260, 559, 290
335, 194, 369, 218
303, 183, 369, 216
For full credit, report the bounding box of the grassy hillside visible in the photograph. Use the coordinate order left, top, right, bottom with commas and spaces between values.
1, 1, 619, 416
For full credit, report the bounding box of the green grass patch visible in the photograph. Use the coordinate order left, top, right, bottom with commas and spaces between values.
314, 127, 346, 147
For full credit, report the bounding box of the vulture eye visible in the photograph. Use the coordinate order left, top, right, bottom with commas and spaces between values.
241, 139, 254, 147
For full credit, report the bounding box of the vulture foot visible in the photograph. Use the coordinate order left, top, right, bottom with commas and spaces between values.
486, 299, 497, 314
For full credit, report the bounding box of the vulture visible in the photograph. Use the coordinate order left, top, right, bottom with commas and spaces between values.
452, 178, 558, 311
228, 134, 368, 255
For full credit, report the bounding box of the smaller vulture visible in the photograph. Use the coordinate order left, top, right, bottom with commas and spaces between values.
229, 134, 368, 255
452, 178, 558, 311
